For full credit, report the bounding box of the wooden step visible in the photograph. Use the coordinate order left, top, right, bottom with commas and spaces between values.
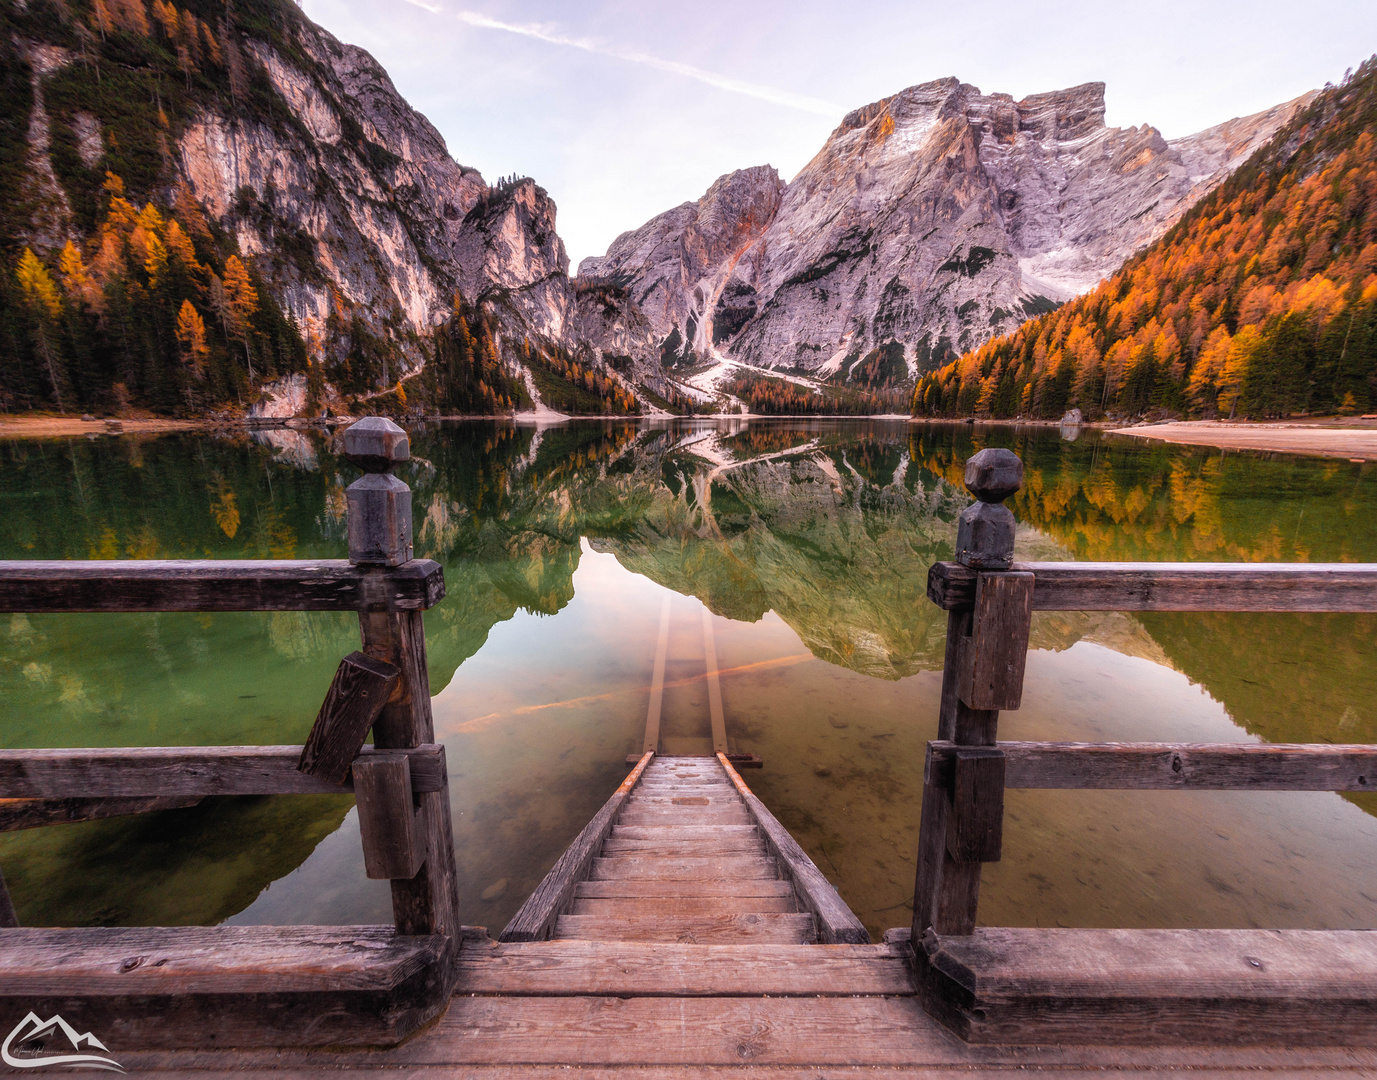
455, 939, 911, 996
610, 825, 758, 839
617, 813, 753, 827
555, 913, 816, 943
589, 857, 780, 880
574, 879, 797, 899
600, 838, 765, 856
916, 926, 1377, 1045
569, 896, 798, 917
0, 925, 450, 1047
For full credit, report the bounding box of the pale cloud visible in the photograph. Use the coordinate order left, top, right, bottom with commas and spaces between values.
455, 10, 844, 118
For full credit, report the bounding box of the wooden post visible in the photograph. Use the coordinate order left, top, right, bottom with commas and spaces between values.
344, 418, 461, 942
913, 448, 1032, 939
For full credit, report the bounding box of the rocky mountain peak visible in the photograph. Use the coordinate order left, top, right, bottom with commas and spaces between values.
581, 76, 1312, 390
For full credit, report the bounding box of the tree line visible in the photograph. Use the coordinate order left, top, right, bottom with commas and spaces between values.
913, 56, 1377, 421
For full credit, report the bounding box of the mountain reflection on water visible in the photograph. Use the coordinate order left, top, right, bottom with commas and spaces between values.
0, 420, 1374, 936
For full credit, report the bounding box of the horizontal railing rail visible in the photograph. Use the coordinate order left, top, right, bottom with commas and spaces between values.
928, 560, 1377, 612
0, 558, 444, 612
0, 743, 447, 798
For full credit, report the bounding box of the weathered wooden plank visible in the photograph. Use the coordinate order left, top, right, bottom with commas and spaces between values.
617, 813, 754, 827
0, 795, 200, 831
945, 748, 1006, 863
454, 939, 912, 996
925, 740, 1377, 791
573, 880, 796, 900
500, 752, 655, 943
0, 925, 450, 1047
0, 559, 445, 612
601, 838, 765, 856
610, 825, 758, 839
719, 754, 868, 945
916, 926, 1377, 1045
354, 755, 424, 881
360, 609, 460, 941
297, 652, 400, 784
957, 572, 1033, 711
555, 913, 817, 943
589, 856, 778, 880
0, 744, 446, 799
928, 560, 1377, 613
569, 897, 798, 916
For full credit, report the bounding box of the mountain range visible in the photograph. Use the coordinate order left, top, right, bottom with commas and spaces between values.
0, 0, 1334, 417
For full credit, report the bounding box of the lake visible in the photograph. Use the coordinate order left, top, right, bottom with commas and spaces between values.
2, 419, 1375, 940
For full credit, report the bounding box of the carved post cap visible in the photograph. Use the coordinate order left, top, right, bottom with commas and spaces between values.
344, 418, 413, 567
963, 448, 1023, 504
956, 449, 1022, 570
344, 416, 410, 474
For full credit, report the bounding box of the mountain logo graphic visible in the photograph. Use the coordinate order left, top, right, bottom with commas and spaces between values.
1, 1012, 125, 1072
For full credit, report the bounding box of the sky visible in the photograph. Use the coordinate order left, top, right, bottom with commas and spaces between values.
298, 0, 1377, 269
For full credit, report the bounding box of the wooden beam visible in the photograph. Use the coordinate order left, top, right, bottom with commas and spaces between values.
945, 748, 1005, 863
0, 924, 450, 1047
928, 560, 1377, 613
0, 744, 447, 799
914, 925, 1377, 1045
925, 740, 1377, 791
0, 796, 200, 831
957, 573, 1033, 711
0, 559, 445, 613
298, 652, 401, 785
500, 752, 655, 943
718, 754, 869, 944
354, 755, 425, 881
359, 610, 461, 942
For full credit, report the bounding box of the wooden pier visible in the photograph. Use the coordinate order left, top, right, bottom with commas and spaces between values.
2, 428, 1377, 1073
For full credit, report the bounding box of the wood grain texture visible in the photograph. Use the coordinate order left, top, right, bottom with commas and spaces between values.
589, 856, 778, 880
0, 924, 452, 1047
297, 652, 399, 784
361, 610, 461, 941
917, 926, 1377, 1045
568, 897, 797, 916
945, 749, 1005, 863
925, 740, 1377, 791
0, 743, 446, 799
572, 880, 796, 900
718, 754, 869, 945
500, 752, 655, 942
353, 755, 424, 881
957, 572, 1033, 711
0, 559, 445, 612
928, 560, 1377, 612
454, 939, 912, 996
554, 913, 816, 944
0, 795, 200, 831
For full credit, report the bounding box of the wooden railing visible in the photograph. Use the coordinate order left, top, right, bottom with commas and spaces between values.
907, 447, 1377, 1045
0, 418, 461, 1048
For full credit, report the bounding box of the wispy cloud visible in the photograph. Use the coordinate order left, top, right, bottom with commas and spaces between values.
455, 10, 844, 118
400, 0, 442, 12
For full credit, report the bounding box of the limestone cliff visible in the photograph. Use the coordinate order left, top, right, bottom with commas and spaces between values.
581, 79, 1311, 384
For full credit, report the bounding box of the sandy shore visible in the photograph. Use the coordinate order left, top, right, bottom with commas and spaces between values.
0, 416, 223, 439
1108, 420, 1377, 461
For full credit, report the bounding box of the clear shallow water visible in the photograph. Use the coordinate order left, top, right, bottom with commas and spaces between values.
1, 420, 1375, 938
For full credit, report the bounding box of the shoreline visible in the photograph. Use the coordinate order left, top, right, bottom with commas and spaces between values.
1105, 420, 1377, 461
